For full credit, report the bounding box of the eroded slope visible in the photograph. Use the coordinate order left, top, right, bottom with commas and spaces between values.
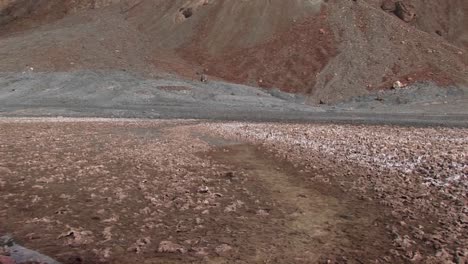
0, 0, 467, 103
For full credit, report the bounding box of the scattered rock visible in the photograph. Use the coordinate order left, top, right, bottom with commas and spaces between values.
1, 235, 59, 264
127, 237, 151, 254
192, 247, 209, 257
394, 235, 415, 249
198, 186, 209, 193
394, 1, 416, 22
224, 171, 234, 178
256, 209, 270, 216
455, 249, 468, 264
224, 200, 244, 213
382, 255, 392, 262
434, 248, 453, 262
93, 247, 112, 261
181, 7, 193, 19
25, 233, 41, 241
0, 167, 11, 175
410, 251, 423, 262
200, 74, 207, 83
392, 80, 405, 89
58, 229, 94, 246
157, 241, 187, 254
102, 227, 113, 242
0, 247, 10, 256
215, 244, 233, 256
381, 0, 396, 12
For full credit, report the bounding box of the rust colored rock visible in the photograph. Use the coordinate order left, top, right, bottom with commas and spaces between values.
394, 1, 416, 22
0, 256, 15, 264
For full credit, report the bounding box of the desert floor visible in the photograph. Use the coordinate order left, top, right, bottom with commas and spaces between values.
0, 118, 466, 263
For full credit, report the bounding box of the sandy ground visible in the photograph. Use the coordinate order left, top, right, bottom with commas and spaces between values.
0, 118, 466, 264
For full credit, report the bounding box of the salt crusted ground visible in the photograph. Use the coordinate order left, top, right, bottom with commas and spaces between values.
0, 118, 467, 264
202, 122, 468, 263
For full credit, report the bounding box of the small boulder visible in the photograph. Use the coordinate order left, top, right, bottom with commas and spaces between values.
198, 186, 209, 193
0, 167, 11, 176
381, 0, 396, 12
200, 74, 207, 83
394, 1, 416, 22
224, 171, 235, 179
157, 241, 187, 254
392, 80, 405, 89
215, 244, 233, 257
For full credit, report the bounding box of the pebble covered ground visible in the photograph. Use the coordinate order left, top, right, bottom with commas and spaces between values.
0, 118, 253, 263
0, 118, 467, 263
203, 122, 468, 263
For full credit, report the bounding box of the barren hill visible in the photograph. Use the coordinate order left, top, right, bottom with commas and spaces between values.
1, 3, 468, 263
0, 0, 467, 103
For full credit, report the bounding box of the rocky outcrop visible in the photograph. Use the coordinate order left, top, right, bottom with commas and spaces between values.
380, 1, 416, 22
394, 1, 416, 22
381, 0, 396, 12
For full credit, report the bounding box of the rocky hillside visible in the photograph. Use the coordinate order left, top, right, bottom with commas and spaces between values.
0, 0, 467, 103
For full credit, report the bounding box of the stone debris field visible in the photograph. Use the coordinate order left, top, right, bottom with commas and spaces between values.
0, 118, 466, 263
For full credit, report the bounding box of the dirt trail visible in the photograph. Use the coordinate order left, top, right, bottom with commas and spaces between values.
217, 145, 342, 237
208, 144, 394, 263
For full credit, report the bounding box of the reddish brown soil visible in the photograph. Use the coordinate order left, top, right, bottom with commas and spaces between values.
376, 65, 457, 90
0, 0, 118, 31
180, 9, 336, 94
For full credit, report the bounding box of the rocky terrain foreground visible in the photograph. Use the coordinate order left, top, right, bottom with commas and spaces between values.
0, 118, 466, 264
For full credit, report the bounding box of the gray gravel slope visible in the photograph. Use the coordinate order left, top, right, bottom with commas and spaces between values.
0, 71, 467, 127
